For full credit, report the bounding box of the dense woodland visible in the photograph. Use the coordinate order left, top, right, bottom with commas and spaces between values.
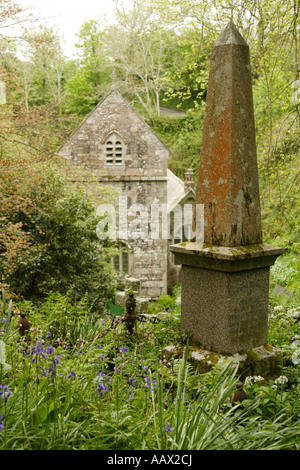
0, 0, 300, 451
0, 0, 299, 304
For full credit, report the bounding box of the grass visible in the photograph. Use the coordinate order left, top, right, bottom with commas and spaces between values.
0, 278, 300, 450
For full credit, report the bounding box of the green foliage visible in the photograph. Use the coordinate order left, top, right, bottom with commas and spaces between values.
63, 66, 100, 115
149, 111, 203, 179
63, 19, 112, 116
0, 286, 300, 450
0, 155, 117, 309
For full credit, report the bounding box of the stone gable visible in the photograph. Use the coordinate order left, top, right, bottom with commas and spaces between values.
59, 90, 170, 178
59, 90, 194, 299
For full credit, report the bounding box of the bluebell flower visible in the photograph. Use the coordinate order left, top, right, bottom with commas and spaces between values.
46, 345, 54, 355
144, 377, 151, 388
97, 383, 108, 398
30, 341, 48, 361
53, 356, 60, 365
47, 362, 55, 378
128, 384, 134, 399
0, 414, 3, 439
129, 377, 137, 384
119, 346, 128, 353
163, 423, 172, 433
39, 366, 48, 377
67, 370, 77, 379
0, 383, 11, 403
46, 332, 51, 338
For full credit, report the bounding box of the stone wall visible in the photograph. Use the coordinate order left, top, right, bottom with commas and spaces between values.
59, 90, 170, 298
59, 91, 169, 179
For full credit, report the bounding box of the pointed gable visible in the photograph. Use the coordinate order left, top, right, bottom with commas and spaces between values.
59, 90, 170, 178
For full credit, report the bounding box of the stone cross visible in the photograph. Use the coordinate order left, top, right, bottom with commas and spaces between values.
170, 22, 284, 355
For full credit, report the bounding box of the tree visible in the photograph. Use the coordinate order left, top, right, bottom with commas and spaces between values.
104, 0, 177, 116
63, 19, 112, 116
21, 26, 67, 114
0, 149, 117, 307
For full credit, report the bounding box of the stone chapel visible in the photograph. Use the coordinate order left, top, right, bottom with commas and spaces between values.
59, 89, 195, 300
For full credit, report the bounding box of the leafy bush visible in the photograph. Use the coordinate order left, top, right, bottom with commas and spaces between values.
0, 155, 117, 309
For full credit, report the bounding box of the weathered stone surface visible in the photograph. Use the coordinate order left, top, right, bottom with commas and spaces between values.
59, 89, 195, 299
125, 277, 141, 293
190, 345, 280, 376
196, 21, 262, 247
59, 90, 170, 298
170, 22, 284, 356
171, 241, 283, 353
180, 264, 270, 353
135, 297, 151, 314
115, 291, 126, 306
59, 90, 169, 179
170, 242, 284, 272
162, 344, 281, 376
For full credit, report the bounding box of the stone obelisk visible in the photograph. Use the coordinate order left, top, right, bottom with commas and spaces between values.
170, 22, 284, 355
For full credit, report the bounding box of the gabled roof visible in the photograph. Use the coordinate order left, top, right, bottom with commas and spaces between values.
58, 89, 171, 155
167, 169, 195, 212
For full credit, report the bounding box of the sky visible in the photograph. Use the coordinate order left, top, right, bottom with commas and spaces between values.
10, 0, 123, 58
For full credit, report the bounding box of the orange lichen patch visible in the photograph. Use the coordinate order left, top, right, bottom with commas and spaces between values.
195, 22, 262, 247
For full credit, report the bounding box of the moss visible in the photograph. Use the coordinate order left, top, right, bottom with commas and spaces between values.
188, 346, 229, 373
244, 349, 261, 362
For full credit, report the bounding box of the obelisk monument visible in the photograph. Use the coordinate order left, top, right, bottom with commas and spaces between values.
170, 22, 284, 354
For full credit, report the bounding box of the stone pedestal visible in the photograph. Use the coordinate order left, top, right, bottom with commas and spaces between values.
170, 242, 284, 354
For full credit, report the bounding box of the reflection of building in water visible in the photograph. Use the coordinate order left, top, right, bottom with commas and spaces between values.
59, 89, 195, 298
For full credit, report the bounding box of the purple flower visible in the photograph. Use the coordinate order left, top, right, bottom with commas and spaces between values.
144, 377, 156, 389
163, 423, 172, 433
97, 383, 108, 398
46, 345, 55, 355
0, 383, 11, 403
39, 366, 48, 377
46, 332, 51, 338
0, 414, 3, 438
30, 341, 48, 361
119, 346, 128, 353
144, 377, 151, 388
67, 370, 77, 379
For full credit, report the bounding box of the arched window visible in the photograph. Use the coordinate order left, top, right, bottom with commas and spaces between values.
105, 132, 123, 167
113, 242, 132, 275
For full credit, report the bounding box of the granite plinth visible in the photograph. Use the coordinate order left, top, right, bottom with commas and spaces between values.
170, 242, 284, 272
170, 242, 284, 354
